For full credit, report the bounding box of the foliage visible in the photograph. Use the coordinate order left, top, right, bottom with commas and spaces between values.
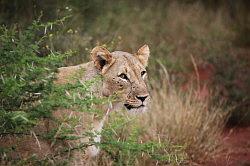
0, 18, 104, 164
0, 18, 68, 133
0, 18, 187, 165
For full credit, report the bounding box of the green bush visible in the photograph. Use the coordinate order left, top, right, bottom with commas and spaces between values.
0, 18, 104, 164
0, 19, 67, 133
0, 18, 186, 165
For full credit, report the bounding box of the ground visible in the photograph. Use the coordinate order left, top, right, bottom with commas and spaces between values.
207, 127, 250, 166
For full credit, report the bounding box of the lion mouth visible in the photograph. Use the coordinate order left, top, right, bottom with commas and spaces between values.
124, 104, 145, 110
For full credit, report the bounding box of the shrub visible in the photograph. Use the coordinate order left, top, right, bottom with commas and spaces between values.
0, 19, 187, 165
0, 19, 67, 134
0, 18, 105, 165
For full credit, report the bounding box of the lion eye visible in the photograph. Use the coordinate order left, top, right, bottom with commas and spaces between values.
118, 73, 129, 80
141, 71, 146, 77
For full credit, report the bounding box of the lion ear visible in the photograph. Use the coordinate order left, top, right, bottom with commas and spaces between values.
91, 46, 114, 71
135, 44, 150, 67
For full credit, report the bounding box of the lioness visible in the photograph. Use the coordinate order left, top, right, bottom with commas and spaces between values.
0, 45, 150, 165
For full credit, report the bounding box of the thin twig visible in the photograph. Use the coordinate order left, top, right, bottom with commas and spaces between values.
189, 54, 200, 93
31, 130, 41, 150
156, 59, 172, 92
46, 142, 95, 159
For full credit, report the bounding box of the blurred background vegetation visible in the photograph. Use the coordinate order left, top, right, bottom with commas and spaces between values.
0, 0, 249, 124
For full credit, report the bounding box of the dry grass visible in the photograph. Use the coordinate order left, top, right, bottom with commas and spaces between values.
147, 78, 229, 163
150, 80, 229, 163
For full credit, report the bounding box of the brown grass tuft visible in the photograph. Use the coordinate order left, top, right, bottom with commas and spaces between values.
145, 76, 230, 164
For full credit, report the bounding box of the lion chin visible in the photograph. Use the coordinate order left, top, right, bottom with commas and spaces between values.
124, 104, 148, 113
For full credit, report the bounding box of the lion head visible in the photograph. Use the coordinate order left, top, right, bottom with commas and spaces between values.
91, 45, 150, 113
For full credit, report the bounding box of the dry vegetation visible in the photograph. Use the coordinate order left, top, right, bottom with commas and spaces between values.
149, 78, 229, 163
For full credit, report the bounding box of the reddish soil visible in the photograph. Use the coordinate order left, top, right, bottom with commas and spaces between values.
206, 127, 250, 166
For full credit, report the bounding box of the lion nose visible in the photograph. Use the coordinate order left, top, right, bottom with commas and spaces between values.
136, 95, 148, 102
